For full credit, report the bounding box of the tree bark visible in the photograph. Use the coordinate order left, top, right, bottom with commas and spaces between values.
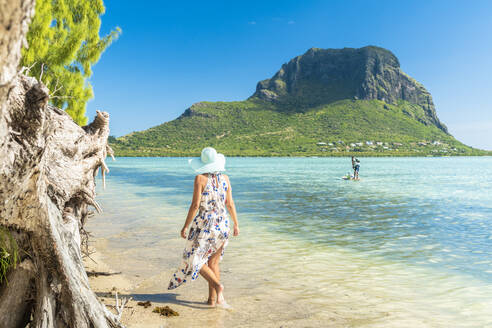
0, 1, 124, 327
0, 259, 35, 328
0, 0, 35, 164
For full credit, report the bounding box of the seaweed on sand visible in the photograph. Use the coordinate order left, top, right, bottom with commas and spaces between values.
137, 300, 152, 308
153, 306, 179, 317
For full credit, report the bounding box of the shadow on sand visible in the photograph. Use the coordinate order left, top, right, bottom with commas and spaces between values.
96, 292, 212, 310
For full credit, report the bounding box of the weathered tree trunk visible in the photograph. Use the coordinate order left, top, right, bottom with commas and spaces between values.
0, 1, 124, 327
0, 258, 35, 328
0, 0, 35, 162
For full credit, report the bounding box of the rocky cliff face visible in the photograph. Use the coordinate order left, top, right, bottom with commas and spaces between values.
251, 46, 448, 133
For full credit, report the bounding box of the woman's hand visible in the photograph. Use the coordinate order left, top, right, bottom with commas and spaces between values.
180, 226, 188, 239
233, 225, 240, 236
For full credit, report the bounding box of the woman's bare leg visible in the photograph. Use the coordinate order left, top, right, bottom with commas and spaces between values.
207, 246, 223, 305
200, 263, 224, 304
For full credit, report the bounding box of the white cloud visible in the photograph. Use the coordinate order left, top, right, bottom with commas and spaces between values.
248, 21, 257, 25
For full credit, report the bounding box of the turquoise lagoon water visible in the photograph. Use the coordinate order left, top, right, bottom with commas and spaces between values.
88, 157, 492, 327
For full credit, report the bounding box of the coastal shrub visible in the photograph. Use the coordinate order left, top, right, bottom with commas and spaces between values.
0, 228, 19, 285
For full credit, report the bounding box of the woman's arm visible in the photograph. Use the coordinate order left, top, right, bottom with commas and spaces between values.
181, 175, 204, 239
224, 175, 239, 236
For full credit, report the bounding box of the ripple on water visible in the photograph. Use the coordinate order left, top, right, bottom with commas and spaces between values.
88, 157, 492, 327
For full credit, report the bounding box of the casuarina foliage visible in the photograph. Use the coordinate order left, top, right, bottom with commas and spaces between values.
21, 0, 120, 125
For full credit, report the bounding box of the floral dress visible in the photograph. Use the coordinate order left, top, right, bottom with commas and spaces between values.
168, 173, 230, 290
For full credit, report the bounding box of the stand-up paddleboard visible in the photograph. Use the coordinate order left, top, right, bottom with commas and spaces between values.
342, 175, 360, 181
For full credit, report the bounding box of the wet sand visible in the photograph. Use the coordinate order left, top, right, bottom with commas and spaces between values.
85, 239, 331, 328
84, 229, 467, 328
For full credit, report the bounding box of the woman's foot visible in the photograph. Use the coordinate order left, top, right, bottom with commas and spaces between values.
216, 301, 232, 310
215, 284, 225, 304
215, 284, 232, 309
206, 298, 215, 306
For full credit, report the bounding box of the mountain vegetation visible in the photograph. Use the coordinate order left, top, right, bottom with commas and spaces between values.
111, 46, 489, 157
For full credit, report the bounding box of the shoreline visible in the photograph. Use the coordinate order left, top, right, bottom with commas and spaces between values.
84, 156, 492, 327
83, 234, 332, 328
109, 153, 492, 158
85, 244, 233, 328
85, 237, 308, 328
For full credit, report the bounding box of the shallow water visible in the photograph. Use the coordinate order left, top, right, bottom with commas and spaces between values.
88, 157, 492, 327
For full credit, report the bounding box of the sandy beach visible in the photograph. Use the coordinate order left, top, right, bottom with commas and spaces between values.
85, 244, 235, 328
83, 230, 453, 328
85, 247, 168, 328
84, 238, 330, 328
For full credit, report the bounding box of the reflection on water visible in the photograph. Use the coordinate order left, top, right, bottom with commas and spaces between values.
88, 157, 492, 327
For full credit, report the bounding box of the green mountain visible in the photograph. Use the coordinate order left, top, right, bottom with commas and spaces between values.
112, 46, 488, 157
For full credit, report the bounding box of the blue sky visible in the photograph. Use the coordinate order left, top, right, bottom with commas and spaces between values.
86, 0, 492, 150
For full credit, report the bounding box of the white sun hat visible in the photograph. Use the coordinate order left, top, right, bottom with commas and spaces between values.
189, 147, 226, 174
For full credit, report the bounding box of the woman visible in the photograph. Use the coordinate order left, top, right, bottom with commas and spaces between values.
168, 147, 239, 308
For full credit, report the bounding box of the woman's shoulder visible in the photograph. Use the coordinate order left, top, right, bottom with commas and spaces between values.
221, 174, 231, 187
194, 174, 209, 184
